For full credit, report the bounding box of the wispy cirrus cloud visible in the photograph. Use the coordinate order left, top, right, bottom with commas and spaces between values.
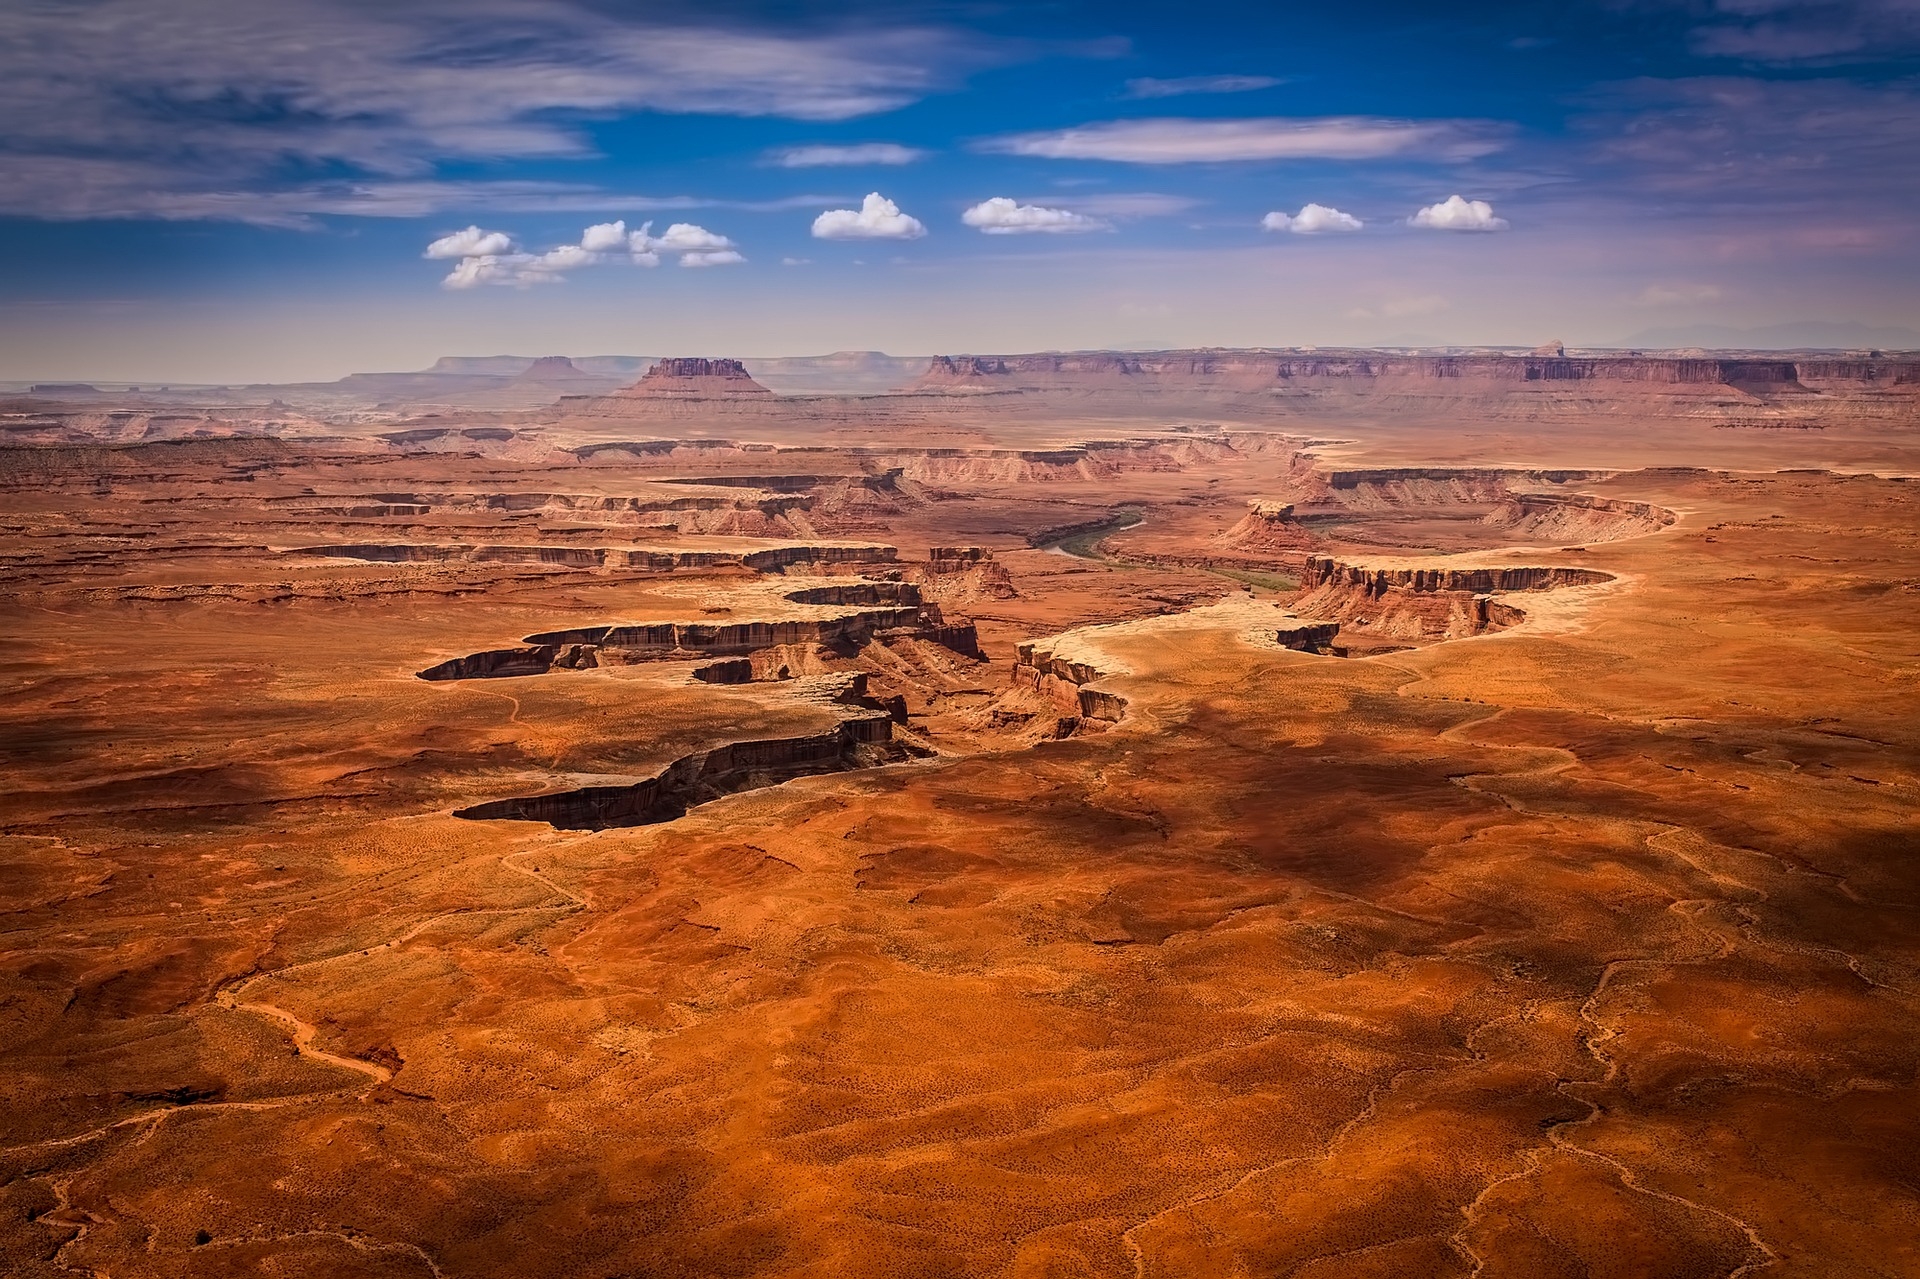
1122, 75, 1283, 99
1574, 76, 1920, 211
0, 166, 844, 230
769, 143, 928, 167
976, 116, 1507, 163
0, 0, 991, 222
1684, 0, 1920, 63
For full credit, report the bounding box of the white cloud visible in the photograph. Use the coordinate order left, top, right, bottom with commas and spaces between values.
1261, 203, 1363, 233
978, 117, 1504, 164
625, 220, 740, 265
770, 143, 927, 167
580, 220, 629, 251
428, 218, 742, 286
1123, 75, 1281, 99
645, 223, 736, 253
424, 225, 513, 259
961, 197, 1108, 234
533, 244, 596, 270
812, 193, 927, 240
441, 255, 561, 290
781, 256, 811, 266
1410, 195, 1510, 231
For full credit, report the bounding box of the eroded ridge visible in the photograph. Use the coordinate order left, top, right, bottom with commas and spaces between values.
456, 675, 914, 830
418, 580, 980, 682
1291, 556, 1618, 648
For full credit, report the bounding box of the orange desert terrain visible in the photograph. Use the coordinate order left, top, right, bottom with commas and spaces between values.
3, 349, 1918, 1278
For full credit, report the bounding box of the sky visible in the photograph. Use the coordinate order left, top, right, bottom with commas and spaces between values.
1, 0, 1917, 382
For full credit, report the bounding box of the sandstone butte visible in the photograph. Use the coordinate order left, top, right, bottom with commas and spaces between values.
2, 348, 1918, 1279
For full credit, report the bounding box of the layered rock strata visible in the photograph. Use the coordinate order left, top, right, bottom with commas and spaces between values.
1216, 501, 1320, 558
1294, 557, 1615, 642
1479, 492, 1676, 543
913, 350, 1920, 393
292, 542, 896, 572
419, 588, 980, 680
616, 358, 773, 398
456, 701, 908, 830
912, 546, 1017, 604
1012, 641, 1128, 725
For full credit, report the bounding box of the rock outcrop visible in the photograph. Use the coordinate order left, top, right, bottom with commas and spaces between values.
1293, 556, 1615, 642
616, 358, 773, 398
911, 546, 1017, 605
1216, 500, 1319, 556
1011, 640, 1128, 726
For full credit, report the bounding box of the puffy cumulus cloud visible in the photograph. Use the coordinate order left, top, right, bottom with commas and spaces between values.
441, 254, 561, 290
580, 220, 630, 252
1122, 75, 1282, 99
623, 221, 743, 266
1410, 195, 1509, 231
428, 218, 742, 287
961, 197, 1108, 234
811, 193, 927, 240
534, 244, 596, 271
425, 225, 513, 259
0, 0, 998, 222
770, 143, 926, 167
1261, 203, 1363, 233
977, 117, 1505, 164
640, 223, 737, 254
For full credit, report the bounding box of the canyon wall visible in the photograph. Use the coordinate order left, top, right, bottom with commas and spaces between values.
913, 350, 1919, 394
455, 713, 903, 829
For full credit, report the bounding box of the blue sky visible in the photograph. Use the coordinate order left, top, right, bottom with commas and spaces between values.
2, 0, 1917, 380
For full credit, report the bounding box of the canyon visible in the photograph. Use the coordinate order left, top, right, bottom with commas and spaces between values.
1, 350, 1917, 1279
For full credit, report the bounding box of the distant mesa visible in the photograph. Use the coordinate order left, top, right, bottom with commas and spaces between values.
30, 383, 103, 396
508, 355, 603, 386
1531, 339, 1566, 357
618, 357, 774, 398
924, 356, 1012, 382
425, 355, 541, 376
